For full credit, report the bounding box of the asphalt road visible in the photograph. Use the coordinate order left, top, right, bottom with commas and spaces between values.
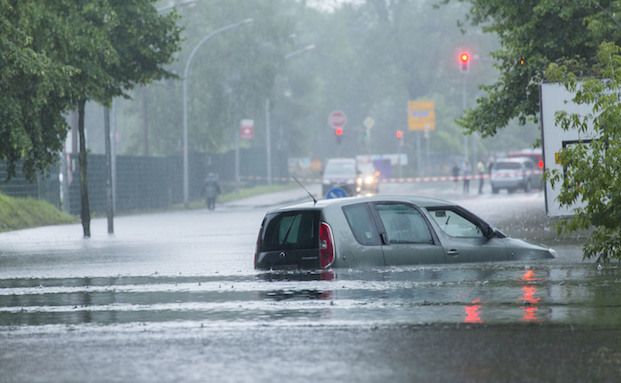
1, 183, 620, 382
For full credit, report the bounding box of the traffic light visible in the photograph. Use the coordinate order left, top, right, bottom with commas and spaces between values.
459, 51, 471, 73
335, 126, 343, 144
518, 55, 526, 65
395, 130, 404, 142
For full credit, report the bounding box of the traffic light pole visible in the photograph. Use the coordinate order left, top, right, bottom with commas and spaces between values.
462, 74, 469, 163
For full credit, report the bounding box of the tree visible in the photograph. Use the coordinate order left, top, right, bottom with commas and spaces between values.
456, 0, 621, 137
45, 1, 181, 237
546, 42, 621, 262
0, 1, 75, 179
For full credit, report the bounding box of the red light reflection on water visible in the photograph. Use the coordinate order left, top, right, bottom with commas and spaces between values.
521, 269, 541, 322
320, 270, 335, 300
464, 298, 483, 323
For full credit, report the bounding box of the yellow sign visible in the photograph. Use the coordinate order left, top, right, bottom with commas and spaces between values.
407, 100, 436, 131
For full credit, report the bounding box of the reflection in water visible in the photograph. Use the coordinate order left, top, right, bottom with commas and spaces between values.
258, 270, 335, 302
4, 263, 621, 329
464, 298, 482, 324
521, 269, 541, 322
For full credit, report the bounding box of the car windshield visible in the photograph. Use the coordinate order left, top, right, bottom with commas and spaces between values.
324, 162, 356, 177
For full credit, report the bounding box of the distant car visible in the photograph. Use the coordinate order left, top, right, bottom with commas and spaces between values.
321, 158, 358, 197
254, 195, 555, 270
490, 157, 541, 194
507, 148, 544, 170
355, 163, 380, 194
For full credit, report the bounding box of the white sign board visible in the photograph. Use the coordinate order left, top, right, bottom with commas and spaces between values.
540, 82, 597, 217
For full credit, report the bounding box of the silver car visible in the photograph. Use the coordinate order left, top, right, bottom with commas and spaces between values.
490, 157, 541, 194
254, 195, 555, 269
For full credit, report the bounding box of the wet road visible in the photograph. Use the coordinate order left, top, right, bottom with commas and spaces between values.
1, 185, 621, 382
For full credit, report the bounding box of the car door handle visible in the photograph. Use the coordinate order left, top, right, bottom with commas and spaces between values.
447, 249, 459, 256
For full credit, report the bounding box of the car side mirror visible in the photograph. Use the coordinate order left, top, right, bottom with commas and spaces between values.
482, 225, 495, 239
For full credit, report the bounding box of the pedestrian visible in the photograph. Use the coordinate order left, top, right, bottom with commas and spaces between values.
477, 160, 486, 194
203, 172, 221, 210
462, 160, 471, 195
487, 156, 495, 176
451, 163, 460, 190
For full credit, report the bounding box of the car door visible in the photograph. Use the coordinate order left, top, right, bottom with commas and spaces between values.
371, 202, 446, 265
426, 206, 509, 262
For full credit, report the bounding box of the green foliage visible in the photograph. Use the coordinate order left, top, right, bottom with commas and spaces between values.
547, 42, 621, 261
0, 1, 76, 178
457, 0, 621, 137
124, 0, 511, 161
0, 1, 181, 178
0, 193, 74, 232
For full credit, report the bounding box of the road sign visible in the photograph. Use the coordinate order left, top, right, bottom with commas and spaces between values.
325, 187, 348, 199
407, 100, 436, 131
240, 119, 254, 140
363, 117, 375, 129
328, 111, 347, 128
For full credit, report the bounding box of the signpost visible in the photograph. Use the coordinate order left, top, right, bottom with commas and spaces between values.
325, 186, 348, 199
328, 110, 347, 129
240, 119, 254, 140
407, 100, 436, 131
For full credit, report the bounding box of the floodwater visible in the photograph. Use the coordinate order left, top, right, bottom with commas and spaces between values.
1, 190, 621, 382
1, 261, 621, 330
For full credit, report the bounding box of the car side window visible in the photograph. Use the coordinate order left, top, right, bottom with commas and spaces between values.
374, 203, 433, 244
342, 203, 381, 246
427, 208, 484, 238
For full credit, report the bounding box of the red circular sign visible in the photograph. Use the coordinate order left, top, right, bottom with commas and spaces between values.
328, 111, 347, 128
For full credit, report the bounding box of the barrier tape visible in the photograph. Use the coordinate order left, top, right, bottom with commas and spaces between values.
240, 170, 544, 184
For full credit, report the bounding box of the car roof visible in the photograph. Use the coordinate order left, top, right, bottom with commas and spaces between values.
266, 195, 455, 214
495, 156, 534, 164
507, 148, 542, 156
325, 157, 356, 164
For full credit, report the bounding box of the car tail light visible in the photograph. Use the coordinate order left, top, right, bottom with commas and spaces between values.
319, 222, 335, 269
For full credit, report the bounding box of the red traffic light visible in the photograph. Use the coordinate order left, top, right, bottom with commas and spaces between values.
395, 130, 404, 140
335, 127, 344, 136
458, 51, 471, 73
459, 51, 471, 63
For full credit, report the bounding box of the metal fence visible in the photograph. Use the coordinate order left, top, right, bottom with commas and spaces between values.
0, 147, 288, 216
0, 161, 61, 208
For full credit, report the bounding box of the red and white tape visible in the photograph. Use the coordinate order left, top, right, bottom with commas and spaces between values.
241, 170, 543, 184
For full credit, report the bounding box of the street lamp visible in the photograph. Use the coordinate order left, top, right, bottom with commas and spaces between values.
265, 44, 315, 185
182, 18, 253, 207
157, 0, 196, 13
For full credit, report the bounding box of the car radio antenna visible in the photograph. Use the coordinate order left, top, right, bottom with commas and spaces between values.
292, 176, 317, 205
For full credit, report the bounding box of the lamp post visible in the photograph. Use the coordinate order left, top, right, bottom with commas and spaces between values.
182, 18, 253, 207
265, 44, 315, 185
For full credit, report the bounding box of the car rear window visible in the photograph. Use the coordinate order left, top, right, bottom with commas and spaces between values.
261, 211, 319, 251
343, 203, 381, 246
494, 162, 521, 170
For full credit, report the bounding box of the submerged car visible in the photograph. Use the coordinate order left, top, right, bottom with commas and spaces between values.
254, 195, 555, 270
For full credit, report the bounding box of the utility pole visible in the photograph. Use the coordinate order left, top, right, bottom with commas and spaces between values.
104, 107, 114, 234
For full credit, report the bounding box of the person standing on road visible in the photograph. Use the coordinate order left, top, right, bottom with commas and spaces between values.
462, 160, 471, 195
477, 160, 486, 194
451, 162, 460, 190
203, 172, 221, 211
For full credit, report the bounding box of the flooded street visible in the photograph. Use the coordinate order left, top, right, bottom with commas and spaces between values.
1, 187, 621, 382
